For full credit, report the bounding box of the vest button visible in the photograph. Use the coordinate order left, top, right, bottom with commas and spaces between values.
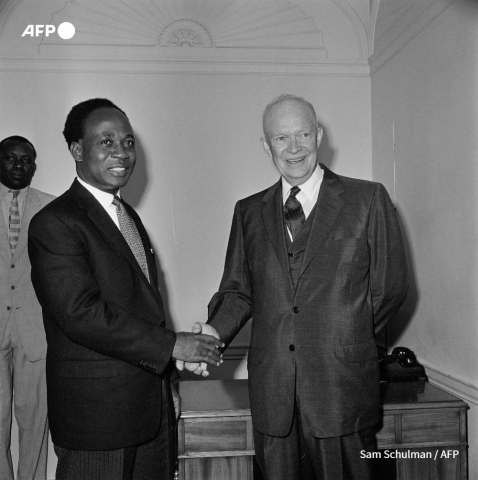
11, 264, 15, 268
6, 307, 11, 311
289, 345, 295, 351
292, 306, 299, 313
11, 286, 15, 290
288, 253, 294, 257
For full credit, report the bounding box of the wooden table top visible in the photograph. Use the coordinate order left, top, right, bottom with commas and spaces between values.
178, 380, 467, 418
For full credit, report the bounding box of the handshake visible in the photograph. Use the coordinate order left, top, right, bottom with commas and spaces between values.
172, 322, 223, 377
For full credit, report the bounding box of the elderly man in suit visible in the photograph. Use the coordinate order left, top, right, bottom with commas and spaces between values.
28, 98, 223, 480
0, 136, 54, 480
188, 94, 409, 479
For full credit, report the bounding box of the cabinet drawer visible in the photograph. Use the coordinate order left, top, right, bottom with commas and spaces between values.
401, 410, 460, 444
180, 416, 252, 454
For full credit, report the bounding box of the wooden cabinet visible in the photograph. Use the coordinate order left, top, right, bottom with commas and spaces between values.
177, 380, 254, 480
375, 382, 468, 480
177, 380, 468, 480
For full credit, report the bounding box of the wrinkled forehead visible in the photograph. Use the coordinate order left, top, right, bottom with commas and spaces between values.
265, 100, 316, 135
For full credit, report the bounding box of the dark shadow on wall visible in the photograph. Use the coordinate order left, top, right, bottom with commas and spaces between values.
122, 135, 148, 209
317, 118, 335, 171
382, 205, 419, 350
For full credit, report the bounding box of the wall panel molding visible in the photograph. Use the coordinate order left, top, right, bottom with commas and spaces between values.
421, 360, 478, 406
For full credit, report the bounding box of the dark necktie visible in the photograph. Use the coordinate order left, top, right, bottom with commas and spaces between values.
284, 186, 305, 240
8, 190, 21, 256
112, 196, 150, 282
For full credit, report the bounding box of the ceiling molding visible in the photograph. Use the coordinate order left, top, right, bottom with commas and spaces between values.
0, 54, 370, 76
369, 0, 457, 74
0, 0, 375, 75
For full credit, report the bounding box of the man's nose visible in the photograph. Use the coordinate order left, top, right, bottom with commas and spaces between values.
12, 159, 25, 169
112, 144, 129, 159
288, 135, 300, 154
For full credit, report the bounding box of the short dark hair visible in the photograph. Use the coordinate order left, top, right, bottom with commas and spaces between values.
0, 135, 37, 159
63, 98, 128, 148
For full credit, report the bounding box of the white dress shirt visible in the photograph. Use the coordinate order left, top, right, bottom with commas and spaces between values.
77, 177, 121, 229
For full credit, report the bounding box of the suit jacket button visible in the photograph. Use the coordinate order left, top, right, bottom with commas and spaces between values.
11, 264, 15, 268
160, 321, 165, 327
289, 345, 295, 351
288, 253, 294, 257
292, 306, 299, 313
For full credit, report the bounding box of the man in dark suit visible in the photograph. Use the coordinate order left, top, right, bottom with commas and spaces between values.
28, 98, 223, 480
189, 94, 408, 479
0, 136, 54, 480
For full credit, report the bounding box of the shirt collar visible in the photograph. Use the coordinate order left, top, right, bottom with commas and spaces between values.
76, 177, 120, 210
281, 163, 323, 203
0, 182, 30, 201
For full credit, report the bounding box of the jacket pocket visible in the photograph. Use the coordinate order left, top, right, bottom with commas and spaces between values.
336, 339, 377, 363
60, 359, 119, 379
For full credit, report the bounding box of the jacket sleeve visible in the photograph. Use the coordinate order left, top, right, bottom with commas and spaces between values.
368, 183, 409, 333
28, 209, 176, 375
207, 201, 252, 346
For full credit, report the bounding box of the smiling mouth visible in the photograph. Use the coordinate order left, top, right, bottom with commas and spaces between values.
109, 167, 127, 174
286, 156, 306, 165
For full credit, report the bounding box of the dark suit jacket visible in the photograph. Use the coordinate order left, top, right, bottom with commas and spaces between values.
208, 164, 408, 438
28, 179, 176, 450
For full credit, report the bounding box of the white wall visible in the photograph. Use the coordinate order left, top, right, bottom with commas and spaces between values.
1, 67, 371, 479
371, 0, 478, 477
0, 70, 372, 334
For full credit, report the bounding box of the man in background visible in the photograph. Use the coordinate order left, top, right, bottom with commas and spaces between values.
0, 136, 54, 480
188, 94, 408, 479
29, 98, 223, 480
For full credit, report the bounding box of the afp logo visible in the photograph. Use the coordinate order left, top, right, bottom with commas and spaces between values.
22, 22, 75, 40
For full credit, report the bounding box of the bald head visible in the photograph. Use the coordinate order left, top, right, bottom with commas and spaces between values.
262, 94, 317, 142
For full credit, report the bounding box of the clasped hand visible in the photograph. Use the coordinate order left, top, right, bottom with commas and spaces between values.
175, 322, 222, 377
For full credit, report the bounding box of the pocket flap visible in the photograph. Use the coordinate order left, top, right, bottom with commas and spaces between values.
337, 339, 377, 363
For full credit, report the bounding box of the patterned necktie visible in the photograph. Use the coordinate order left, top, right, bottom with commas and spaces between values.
8, 190, 21, 256
284, 186, 305, 240
112, 196, 150, 282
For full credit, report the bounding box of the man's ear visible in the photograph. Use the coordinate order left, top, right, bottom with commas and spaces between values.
70, 141, 82, 163
316, 127, 324, 148
260, 137, 272, 158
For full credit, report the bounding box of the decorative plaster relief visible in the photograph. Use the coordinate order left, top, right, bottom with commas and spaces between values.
41, 0, 326, 52
158, 20, 214, 48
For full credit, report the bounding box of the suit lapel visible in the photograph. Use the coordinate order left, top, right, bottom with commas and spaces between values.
298, 165, 345, 280
261, 181, 292, 283
70, 180, 162, 303
12, 189, 42, 263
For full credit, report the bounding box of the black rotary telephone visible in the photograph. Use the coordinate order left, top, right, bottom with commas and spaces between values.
379, 347, 427, 382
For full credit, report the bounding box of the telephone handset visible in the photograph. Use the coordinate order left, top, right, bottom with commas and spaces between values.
379, 347, 427, 382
